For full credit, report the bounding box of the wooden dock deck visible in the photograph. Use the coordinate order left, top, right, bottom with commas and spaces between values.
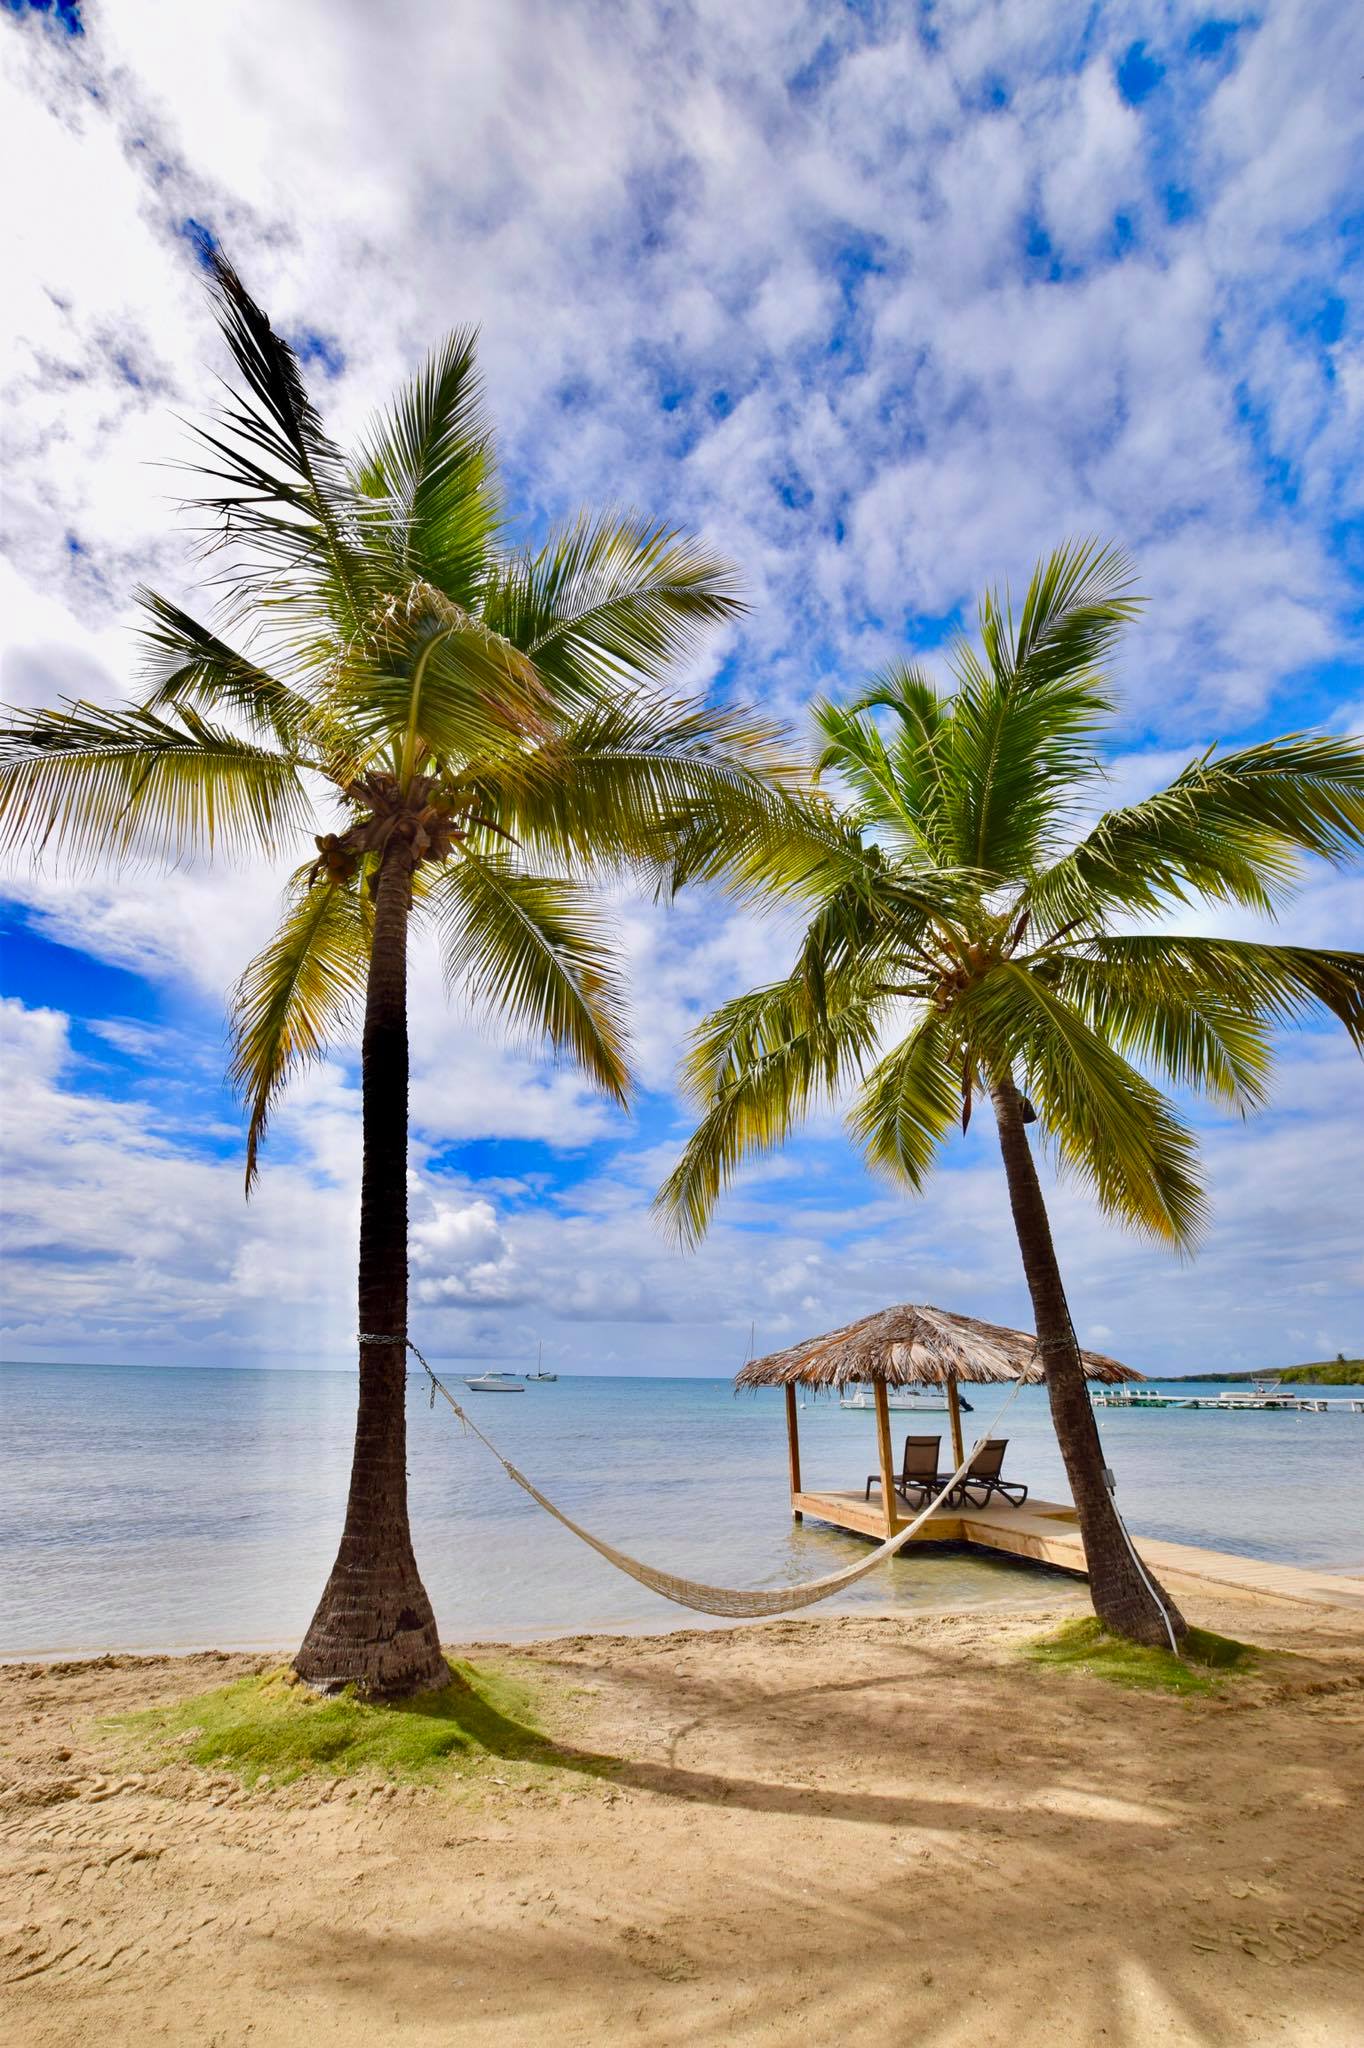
795, 1485, 1364, 1613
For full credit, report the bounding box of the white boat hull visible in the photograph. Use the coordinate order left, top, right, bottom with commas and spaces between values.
839, 1392, 953, 1413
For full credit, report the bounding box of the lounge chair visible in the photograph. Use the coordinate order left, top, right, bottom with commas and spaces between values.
865, 1434, 951, 1508
955, 1438, 1028, 1508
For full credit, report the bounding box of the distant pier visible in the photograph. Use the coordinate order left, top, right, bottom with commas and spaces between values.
1091, 1385, 1364, 1414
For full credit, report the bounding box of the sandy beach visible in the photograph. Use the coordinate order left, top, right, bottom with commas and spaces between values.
3, 1587, 1362, 2047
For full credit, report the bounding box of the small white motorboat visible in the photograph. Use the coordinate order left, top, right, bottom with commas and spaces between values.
463, 1371, 525, 1394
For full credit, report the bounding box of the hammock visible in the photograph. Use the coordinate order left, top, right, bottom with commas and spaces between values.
389, 1336, 1028, 1620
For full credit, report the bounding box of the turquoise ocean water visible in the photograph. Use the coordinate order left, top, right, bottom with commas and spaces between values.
1, 1361, 1361, 1658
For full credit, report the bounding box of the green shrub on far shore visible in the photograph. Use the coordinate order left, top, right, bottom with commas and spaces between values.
114, 1659, 562, 1783
1023, 1616, 1258, 1696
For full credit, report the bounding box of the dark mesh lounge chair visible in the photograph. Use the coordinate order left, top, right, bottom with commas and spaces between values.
956, 1437, 1028, 1508
865, 1434, 950, 1508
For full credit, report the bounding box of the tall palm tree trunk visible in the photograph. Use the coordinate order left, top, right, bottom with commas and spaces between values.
989, 1072, 1187, 1649
294, 836, 450, 1698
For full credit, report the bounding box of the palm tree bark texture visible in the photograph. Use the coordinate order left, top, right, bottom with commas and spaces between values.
295, 839, 450, 1693
990, 1072, 1186, 1646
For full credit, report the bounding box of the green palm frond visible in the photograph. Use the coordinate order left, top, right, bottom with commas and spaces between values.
1043, 950, 1273, 1108
332, 598, 551, 780
982, 536, 1138, 692
0, 697, 314, 866
352, 328, 498, 605
811, 696, 927, 849
484, 512, 744, 710
137, 589, 354, 770
875, 665, 954, 859
653, 768, 855, 907
187, 255, 369, 627
229, 864, 373, 1189
841, 662, 947, 743
1207, 733, 1364, 860
1060, 935, 1364, 1052
814, 664, 958, 868
656, 969, 885, 1248
847, 1011, 963, 1188
943, 539, 1139, 874
1028, 732, 1364, 932
789, 851, 987, 994
976, 962, 1208, 1246
467, 691, 807, 882
429, 850, 631, 1102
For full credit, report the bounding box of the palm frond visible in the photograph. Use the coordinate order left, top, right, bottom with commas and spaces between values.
1059, 935, 1364, 1053
430, 850, 631, 1102
975, 962, 1208, 1246
847, 1010, 962, 1187
352, 328, 499, 606
811, 695, 929, 850
484, 512, 744, 710
983, 537, 1138, 693
656, 968, 884, 1248
137, 588, 353, 771
229, 865, 372, 1189
1028, 731, 1364, 932
1042, 950, 1273, 1108
876, 665, 955, 860
842, 662, 948, 743
185, 253, 369, 628
0, 697, 313, 866
466, 691, 810, 884
942, 538, 1139, 875
653, 769, 857, 907
334, 598, 551, 779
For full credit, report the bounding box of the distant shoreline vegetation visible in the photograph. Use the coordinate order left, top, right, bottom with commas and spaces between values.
1175, 1359, 1363, 1386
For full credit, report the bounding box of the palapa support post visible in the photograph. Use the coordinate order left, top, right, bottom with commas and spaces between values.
785, 1382, 803, 1521
946, 1374, 966, 1471
873, 1380, 899, 1536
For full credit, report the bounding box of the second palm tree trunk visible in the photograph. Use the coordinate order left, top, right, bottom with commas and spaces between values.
294, 836, 450, 1698
990, 1072, 1187, 1650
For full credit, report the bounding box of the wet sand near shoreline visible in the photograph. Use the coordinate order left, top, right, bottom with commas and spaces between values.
2, 1592, 1362, 2046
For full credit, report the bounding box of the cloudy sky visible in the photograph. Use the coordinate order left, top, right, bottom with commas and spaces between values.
1, 0, 1360, 1378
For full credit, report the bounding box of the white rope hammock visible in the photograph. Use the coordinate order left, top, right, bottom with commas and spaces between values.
391, 1337, 1028, 1620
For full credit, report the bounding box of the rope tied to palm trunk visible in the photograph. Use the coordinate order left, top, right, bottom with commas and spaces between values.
359, 1331, 1028, 1620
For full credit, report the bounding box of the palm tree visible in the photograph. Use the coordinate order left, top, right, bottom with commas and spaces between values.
0, 257, 806, 1698
657, 541, 1364, 1648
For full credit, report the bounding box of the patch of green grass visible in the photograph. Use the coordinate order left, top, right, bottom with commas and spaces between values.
114, 1658, 572, 1785
1022, 1617, 1258, 1696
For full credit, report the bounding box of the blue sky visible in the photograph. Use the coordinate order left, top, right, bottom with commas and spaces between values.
1, 0, 1361, 1376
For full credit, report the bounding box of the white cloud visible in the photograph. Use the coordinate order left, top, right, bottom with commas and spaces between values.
3, 0, 1360, 719
412, 1198, 522, 1306
1037, 60, 1143, 255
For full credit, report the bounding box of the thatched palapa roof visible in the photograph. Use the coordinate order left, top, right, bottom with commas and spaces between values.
734, 1302, 1143, 1390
